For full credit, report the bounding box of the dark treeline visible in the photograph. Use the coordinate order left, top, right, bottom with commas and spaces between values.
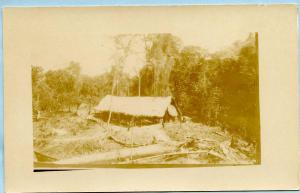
32, 33, 260, 145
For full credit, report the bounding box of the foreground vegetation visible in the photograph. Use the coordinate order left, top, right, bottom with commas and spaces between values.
34, 112, 256, 165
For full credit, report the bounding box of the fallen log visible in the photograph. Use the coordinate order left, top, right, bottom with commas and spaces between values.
54, 143, 176, 165
123, 150, 209, 164
208, 150, 228, 161
107, 135, 148, 148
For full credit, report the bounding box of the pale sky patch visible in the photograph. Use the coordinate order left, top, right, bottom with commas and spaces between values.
18, 7, 251, 76
32, 31, 249, 77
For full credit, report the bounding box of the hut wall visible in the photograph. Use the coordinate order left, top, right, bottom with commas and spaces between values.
94, 111, 161, 127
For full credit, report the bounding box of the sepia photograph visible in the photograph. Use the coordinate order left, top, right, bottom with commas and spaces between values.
32, 31, 260, 168
4, 5, 299, 192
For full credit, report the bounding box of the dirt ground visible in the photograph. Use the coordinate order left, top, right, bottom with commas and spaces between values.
33, 112, 257, 166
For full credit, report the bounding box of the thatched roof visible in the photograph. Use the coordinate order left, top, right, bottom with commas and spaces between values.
94, 95, 178, 117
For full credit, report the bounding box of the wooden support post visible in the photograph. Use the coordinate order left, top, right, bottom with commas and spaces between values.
179, 116, 182, 129
107, 79, 116, 136
130, 127, 133, 163
107, 100, 113, 135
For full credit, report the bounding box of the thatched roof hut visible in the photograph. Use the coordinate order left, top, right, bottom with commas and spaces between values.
94, 95, 180, 119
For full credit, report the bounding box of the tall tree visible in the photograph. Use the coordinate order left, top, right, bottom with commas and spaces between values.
141, 33, 181, 96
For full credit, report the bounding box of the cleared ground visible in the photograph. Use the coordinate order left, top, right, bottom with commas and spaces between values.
33, 112, 257, 167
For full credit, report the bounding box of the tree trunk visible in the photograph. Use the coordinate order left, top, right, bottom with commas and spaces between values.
138, 74, 141, 96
